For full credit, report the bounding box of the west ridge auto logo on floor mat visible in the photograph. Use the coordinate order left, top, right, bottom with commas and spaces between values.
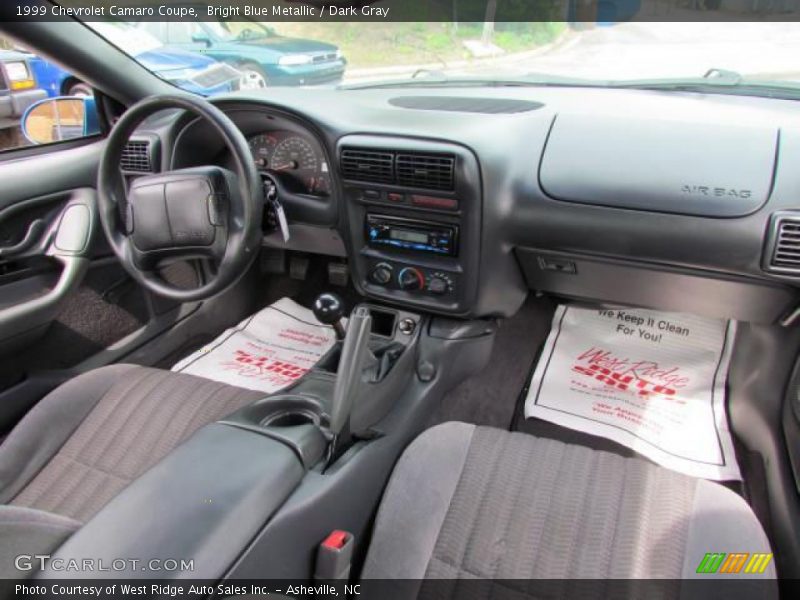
525, 305, 741, 481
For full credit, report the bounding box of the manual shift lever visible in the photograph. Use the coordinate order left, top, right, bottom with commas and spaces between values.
312, 293, 397, 463
313, 293, 346, 340
328, 305, 372, 446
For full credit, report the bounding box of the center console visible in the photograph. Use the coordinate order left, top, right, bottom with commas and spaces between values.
40, 294, 499, 583
337, 135, 483, 316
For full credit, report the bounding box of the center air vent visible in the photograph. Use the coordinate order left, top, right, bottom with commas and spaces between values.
766, 213, 800, 274
396, 153, 454, 191
340, 147, 455, 191
120, 139, 154, 173
340, 148, 394, 184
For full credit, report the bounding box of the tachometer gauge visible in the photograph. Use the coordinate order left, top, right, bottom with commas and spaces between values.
271, 136, 319, 174
248, 133, 278, 169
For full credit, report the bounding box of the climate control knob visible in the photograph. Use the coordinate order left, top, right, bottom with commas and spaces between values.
397, 267, 425, 291
428, 276, 449, 295
369, 263, 393, 286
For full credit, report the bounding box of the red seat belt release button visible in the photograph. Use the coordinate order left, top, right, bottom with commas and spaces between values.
322, 530, 349, 550
315, 530, 354, 581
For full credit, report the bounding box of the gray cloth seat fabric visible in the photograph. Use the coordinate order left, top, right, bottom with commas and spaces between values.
0, 364, 263, 567
363, 422, 776, 596
0, 506, 80, 578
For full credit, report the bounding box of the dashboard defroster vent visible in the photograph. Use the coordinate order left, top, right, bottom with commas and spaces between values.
120, 139, 154, 173
766, 213, 800, 275
340, 147, 455, 191
340, 148, 394, 184
396, 153, 454, 191
389, 96, 543, 114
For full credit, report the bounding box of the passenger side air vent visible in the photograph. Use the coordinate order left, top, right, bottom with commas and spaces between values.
766, 213, 800, 274
120, 139, 154, 173
396, 153, 454, 191
340, 148, 394, 184
340, 147, 455, 191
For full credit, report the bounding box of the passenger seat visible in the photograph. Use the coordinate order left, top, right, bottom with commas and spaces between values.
362, 422, 775, 588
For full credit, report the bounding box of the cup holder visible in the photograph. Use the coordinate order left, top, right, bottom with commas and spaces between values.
219, 393, 329, 468
255, 394, 324, 429
262, 409, 320, 428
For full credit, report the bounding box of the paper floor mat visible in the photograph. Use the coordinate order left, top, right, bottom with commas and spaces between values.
524, 305, 740, 481
172, 297, 338, 394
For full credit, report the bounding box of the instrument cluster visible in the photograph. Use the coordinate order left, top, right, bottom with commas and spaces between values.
247, 131, 331, 196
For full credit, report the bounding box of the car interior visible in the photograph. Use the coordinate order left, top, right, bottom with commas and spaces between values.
0, 11, 799, 599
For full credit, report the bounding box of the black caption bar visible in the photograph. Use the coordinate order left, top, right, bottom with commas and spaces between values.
0, 578, 789, 599
2, 0, 800, 23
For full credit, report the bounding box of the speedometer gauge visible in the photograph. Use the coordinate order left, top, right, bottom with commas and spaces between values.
271, 137, 318, 173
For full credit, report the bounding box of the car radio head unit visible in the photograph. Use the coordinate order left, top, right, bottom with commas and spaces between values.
366, 214, 458, 256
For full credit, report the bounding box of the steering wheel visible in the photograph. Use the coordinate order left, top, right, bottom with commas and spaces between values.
97, 95, 263, 302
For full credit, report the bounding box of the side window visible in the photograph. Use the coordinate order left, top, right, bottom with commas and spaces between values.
0, 36, 100, 152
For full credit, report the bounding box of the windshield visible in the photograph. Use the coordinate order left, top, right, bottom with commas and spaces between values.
85, 19, 800, 96
90, 21, 163, 57
202, 21, 273, 42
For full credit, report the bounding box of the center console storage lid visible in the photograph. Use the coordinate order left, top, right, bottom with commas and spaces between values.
538, 113, 777, 217
38, 423, 304, 580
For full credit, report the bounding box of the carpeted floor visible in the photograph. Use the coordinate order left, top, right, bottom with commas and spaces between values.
426, 294, 638, 458
426, 294, 557, 429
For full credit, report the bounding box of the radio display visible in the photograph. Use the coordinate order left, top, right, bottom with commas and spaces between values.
366, 214, 458, 257
390, 228, 428, 244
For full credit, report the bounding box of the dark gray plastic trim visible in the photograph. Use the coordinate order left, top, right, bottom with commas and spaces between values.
336, 134, 483, 316
517, 247, 796, 324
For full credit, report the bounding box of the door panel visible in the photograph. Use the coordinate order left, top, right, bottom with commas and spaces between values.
0, 141, 208, 430
0, 141, 101, 210
0, 141, 102, 346
0, 258, 149, 389
0, 139, 103, 362
0, 142, 120, 424
0, 188, 96, 349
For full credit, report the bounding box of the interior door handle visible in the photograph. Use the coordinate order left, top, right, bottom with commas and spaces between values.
0, 219, 46, 259
0, 190, 97, 342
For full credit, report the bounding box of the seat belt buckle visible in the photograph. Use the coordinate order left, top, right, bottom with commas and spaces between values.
314, 530, 354, 581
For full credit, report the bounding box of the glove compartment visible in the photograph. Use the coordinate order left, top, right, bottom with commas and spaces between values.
539, 113, 777, 217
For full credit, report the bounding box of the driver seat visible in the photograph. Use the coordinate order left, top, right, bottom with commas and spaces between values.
0, 364, 262, 576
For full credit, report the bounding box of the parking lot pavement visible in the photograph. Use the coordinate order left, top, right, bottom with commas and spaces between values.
504, 22, 800, 81
346, 22, 800, 85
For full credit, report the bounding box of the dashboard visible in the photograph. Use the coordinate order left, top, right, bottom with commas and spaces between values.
132, 85, 800, 323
